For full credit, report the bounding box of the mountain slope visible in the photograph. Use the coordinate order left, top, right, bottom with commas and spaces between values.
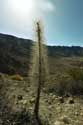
0, 33, 83, 75
0, 33, 33, 75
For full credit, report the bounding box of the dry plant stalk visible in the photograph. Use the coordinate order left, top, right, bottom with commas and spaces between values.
34, 21, 42, 125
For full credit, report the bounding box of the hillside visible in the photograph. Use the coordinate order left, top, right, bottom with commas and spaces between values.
0, 33, 33, 75
0, 33, 83, 75
0, 33, 83, 125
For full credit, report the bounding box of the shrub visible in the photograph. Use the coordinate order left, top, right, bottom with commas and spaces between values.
54, 77, 73, 96
68, 68, 83, 81
10, 74, 23, 81
47, 76, 70, 96
47, 75, 83, 96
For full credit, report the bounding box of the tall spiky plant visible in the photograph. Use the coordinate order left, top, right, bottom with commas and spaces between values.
34, 21, 42, 125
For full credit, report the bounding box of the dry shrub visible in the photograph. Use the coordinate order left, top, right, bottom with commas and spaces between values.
68, 67, 83, 81
48, 75, 83, 96
11, 74, 23, 81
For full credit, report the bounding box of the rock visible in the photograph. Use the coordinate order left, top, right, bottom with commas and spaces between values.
58, 97, 64, 103
52, 95, 56, 100
48, 105, 53, 109
54, 121, 65, 125
64, 93, 70, 98
68, 97, 74, 104
22, 100, 27, 105
80, 112, 83, 116
12, 122, 16, 125
30, 98, 35, 104
75, 112, 79, 116
45, 99, 49, 103
24, 88, 29, 92
29, 107, 33, 111
60, 115, 70, 124
43, 87, 46, 92
56, 107, 62, 113
47, 100, 52, 105
17, 95, 23, 100
49, 93, 54, 97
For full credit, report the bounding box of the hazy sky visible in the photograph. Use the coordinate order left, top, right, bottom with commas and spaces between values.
0, 0, 83, 46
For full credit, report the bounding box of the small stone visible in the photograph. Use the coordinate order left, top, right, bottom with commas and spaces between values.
29, 107, 33, 110
17, 95, 23, 100
80, 112, 83, 116
25, 89, 29, 92
56, 107, 62, 113
52, 95, 56, 100
49, 93, 53, 97
54, 121, 65, 125
48, 100, 52, 105
75, 112, 79, 116
64, 93, 70, 98
12, 122, 16, 125
45, 99, 49, 103
60, 115, 70, 124
30, 98, 35, 104
43, 87, 46, 92
58, 97, 64, 103
48, 105, 53, 109
68, 97, 74, 104
22, 100, 27, 105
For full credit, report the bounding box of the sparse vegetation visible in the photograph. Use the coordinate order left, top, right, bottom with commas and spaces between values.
48, 73, 83, 96
1, 33, 83, 124
68, 67, 83, 81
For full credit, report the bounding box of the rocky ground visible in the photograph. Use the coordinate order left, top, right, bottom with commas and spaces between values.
0, 74, 83, 125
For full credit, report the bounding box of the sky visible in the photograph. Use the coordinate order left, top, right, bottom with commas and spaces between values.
0, 0, 83, 46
